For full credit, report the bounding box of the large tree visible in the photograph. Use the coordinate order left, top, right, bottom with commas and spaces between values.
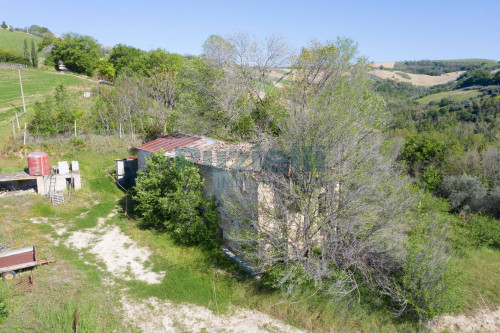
30, 39, 38, 68
47, 33, 102, 75
178, 33, 290, 139
109, 44, 146, 75
226, 38, 457, 319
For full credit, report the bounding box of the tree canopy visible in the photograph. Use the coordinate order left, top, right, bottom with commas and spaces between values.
47, 33, 102, 75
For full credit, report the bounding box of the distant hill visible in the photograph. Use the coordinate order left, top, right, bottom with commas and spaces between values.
369, 69, 465, 87
370, 59, 500, 86
372, 59, 499, 74
0, 29, 42, 52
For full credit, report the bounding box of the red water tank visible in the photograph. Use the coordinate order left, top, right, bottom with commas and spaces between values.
27, 151, 50, 176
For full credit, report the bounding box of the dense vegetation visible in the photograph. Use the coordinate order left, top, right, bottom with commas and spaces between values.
392, 59, 500, 76
376, 77, 499, 207
134, 153, 220, 248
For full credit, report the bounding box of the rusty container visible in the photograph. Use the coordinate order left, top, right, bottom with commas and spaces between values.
27, 151, 50, 176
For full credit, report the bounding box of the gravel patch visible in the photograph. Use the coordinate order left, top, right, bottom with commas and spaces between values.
432, 307, 500, 332
63, 211, 164, 284
122, 296, 306, 333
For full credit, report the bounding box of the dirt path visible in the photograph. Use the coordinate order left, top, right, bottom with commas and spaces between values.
432, 307, 500, 332
40, 207, 307, 333
122, 296, 305, 333
62, 211, 164, 284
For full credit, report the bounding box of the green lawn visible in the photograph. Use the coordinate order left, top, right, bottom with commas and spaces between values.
0, 30, 42, 53
415, 89, 481, 105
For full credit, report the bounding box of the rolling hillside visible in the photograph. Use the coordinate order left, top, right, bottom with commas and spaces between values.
369, 69, 464, 86
0, 29, 42, 52
370, 59, 500, 86
0, 68, 93, 142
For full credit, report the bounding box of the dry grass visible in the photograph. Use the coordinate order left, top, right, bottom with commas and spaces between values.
369, 69, 465, 86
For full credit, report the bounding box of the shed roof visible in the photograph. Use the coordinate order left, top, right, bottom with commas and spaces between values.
136, 133, 203, 153
136, 133, 252, 169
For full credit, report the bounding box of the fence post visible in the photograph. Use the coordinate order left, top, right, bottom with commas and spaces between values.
16, 112, 20, 130
18, 70, 26, 114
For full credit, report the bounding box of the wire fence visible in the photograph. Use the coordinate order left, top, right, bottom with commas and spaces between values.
12, 130, 138, 146
0, 62, 27, 70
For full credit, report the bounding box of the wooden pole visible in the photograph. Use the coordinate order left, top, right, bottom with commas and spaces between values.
74, 119, 77, 137
119, 122, 122, 138
23, 122, 26, 145
18, 69, 26, 114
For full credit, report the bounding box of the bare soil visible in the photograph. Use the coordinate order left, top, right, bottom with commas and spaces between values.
369, 69, 464, 86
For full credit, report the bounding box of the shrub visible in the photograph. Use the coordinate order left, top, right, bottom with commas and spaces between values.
395, 215, 462, 325
483, 186, 500, 218
451, 213, 500, 249
0, 48, 30, 65
421, 165, 442, 192
439, 175, 487, 213
400, 134, 445, 176
133, 152, 220, 248
70, 136, 86, 149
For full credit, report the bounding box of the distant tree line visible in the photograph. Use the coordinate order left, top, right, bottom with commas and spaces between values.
457, 69, 500, 88
392, 59, 500, 76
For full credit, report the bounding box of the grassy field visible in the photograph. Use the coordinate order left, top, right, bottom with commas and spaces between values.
0, 68, 92, 143
0, 30, 42, 52
0, 68, 90, 112
415, 89, 481, 104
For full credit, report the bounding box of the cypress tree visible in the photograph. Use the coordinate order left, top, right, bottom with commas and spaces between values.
31, 40, 38, 68
23, 39, 30, 63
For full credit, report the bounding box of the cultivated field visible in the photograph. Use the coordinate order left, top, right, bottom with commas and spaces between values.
416, 89, 481, 104
369, 69, 464, 86
372, 61, 395, 68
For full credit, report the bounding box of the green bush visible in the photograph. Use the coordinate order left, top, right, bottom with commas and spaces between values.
396, 215, 463, 324
133, 152, 220, 248
0, 48, 30, 65
420, 165, 442, 192
451, 213, 500, 249
70, 136, 86, 148
439, 175, 487, 213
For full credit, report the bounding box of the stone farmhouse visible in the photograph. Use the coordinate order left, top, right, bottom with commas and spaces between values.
132, 133, 268, 247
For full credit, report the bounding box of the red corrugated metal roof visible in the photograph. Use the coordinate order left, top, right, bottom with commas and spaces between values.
136, 133, 253, 169
136, 133, 203, 153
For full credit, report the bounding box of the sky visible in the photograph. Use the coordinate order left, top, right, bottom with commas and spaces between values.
2, 0, 499, 62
